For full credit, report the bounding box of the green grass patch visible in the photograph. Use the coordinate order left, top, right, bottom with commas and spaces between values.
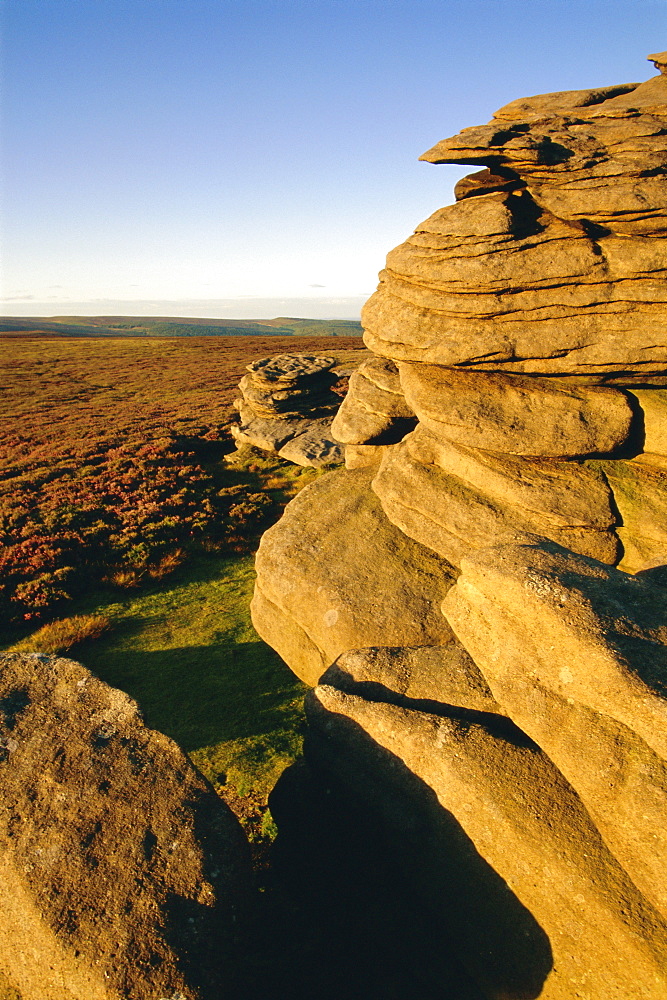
4, 550, 308, 832
1, 450, 331, 841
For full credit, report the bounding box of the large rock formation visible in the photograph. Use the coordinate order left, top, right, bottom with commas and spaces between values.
252, 54, 667, 999
0, 652, 250, 1000
362, 69, 667, 377
231, 353, 345, 466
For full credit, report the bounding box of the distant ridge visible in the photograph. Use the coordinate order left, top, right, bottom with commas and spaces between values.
0, 315, 363, 338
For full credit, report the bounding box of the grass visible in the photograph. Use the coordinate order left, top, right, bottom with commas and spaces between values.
0, 335, 367, 621
0, 334, 367, 468
0, 336, 368, 839
11, 613, 111, 654
4, 547, 308, 836
1, 444, 326, 840
80, 554, 307, 791
0, 315, 364, 338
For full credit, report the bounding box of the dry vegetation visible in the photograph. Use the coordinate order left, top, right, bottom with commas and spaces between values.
0, 335, 366, 626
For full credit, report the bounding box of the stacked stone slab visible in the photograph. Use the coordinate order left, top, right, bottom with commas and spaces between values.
253, 55, 667, 999
231, 353, 345, 467
332, 56, 667, 575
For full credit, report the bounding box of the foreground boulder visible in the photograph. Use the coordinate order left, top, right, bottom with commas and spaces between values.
0, 652, 250, 1000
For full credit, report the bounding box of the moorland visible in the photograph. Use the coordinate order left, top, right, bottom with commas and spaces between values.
0, 333, 368, 840
0, 314, 363, 338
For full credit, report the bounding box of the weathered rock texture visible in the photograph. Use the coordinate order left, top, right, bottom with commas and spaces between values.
231, 353, 345, 466
251, 467, 456, 686
0, 652, 250, 1000
253, 56, 667, 999
362, 72, 667, 376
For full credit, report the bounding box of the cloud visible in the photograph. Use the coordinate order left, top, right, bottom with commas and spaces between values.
0, 294, 35, 301
309, 283, 326, 288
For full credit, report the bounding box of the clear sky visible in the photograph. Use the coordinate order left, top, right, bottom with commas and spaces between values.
1, 0, 665, 319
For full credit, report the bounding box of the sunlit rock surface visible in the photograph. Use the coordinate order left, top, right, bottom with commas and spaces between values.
0, 652, 250, 1000
253, 54, 667, 998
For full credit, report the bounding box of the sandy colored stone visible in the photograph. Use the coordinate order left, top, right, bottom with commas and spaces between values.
649, 51, 667, 74
420, 74, 667, 232
230, 403, 316, 451
408, 424, 616, 529
321, 643, 501, 716
245, 353, 336, 386
372, 437, 620, 566
231, 353, 347, 463
352, 356, 405, 394
252, 468, 456, 685
593, 454, 667, 572
628, 387, 667, 456
454, 167, 524, 201
444, 542, 667, 759
343, 443, 391, 469
331, 358, 415, 445
0, 652, 250, 1000
398, 362, 634, 456
443, 542, 667, 915
307, 685, 667, 999
361, 67, 667, 375
277, 425, 344, 467
237, 373, 339, 419
250, 583, 327, 686
490, 83, 640, 122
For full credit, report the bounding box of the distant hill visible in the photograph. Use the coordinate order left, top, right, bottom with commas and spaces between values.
0, 315, 363, 338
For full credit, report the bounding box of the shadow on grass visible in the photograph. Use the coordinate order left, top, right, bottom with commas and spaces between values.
81, 636, 305, 753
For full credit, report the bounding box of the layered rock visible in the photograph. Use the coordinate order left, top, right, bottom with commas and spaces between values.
0, 652, 250, 1000
253, 55, 667, 999
251, 467, 456, 686
231, 353, 345, 466
330, 357, 417, 463
443, 542, 667, 918
361, 71, 667, 376
306, 684, 667, 999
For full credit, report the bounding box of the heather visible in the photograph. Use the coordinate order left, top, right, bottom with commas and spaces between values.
0, 333, 368, 837
0, 335, 365, 625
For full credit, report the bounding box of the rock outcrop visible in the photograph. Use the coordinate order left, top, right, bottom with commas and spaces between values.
231, 353, 345, 466
253, 54, 667, 999
0, 652, 250, 1000
362, 71, 667, 377
252, 467, 456, 685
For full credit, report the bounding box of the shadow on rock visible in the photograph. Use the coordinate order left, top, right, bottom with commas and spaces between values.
267, 738, 552, 1000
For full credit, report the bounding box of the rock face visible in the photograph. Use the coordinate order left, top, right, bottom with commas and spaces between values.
251, 467, 456, 686
331, 357, 417, 447
253, 55, 667, 999
231, 353, 345, 466
0, 652, 250, 1000
361, 73, 667, 376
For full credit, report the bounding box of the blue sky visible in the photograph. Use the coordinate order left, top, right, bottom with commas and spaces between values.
1, 0, 665, 319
